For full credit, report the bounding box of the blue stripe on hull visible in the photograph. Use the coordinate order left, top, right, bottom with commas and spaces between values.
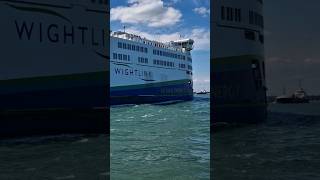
0, 85, 108, 110
110, 82, 193, 105
0, 109, 109, 137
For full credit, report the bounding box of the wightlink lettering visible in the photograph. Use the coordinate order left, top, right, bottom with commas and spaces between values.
114, 67, 153, 80
14, 20, 107, 47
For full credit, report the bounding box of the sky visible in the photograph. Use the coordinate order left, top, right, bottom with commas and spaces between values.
110, 0, 210, 92
264, 0, 320, 96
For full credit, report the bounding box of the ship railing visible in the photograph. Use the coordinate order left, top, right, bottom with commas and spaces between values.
111, 31, 185, 53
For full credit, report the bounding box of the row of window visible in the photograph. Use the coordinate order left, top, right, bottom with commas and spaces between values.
153, 49, 186, 60
221, 6, 242, 22
138, 57, 148, 64
153, 59, 175, 67
249, 11, 264, 28
113, 53, 130, 61
244, 30, 264, 44
179, 64, 186, 69
91, 0, 107, 5
220, 7, 264, 28
118, 42, 148, 53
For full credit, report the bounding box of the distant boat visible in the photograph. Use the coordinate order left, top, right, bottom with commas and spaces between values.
196, 90, 209, 95
275, 88, 309, 104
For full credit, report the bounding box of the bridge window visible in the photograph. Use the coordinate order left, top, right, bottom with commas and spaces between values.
244, 30, 255, 40
249, 10, 264, 28
138, 57, 148, 64
259, 34, 264, 44
221, 6, 225, 20
226, 7, 230, 20
249, 11, 254, 24
179, 64, 186, 68
235, 8, 241, 22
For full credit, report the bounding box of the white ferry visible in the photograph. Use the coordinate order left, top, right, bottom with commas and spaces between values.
212, 0, 267, 123
110, 31, 194, 105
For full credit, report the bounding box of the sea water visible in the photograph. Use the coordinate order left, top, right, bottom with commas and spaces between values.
110, 94, 210, 180
0, 94, 210, 180
213, 101, 320, 180
1, 96, 319, 180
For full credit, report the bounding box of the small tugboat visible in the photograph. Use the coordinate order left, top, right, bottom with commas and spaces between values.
275, 88, 309, 104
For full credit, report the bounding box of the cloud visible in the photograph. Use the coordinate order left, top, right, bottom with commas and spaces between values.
193, 78, 210, 91
193, 7, 210, 17
167, 0, 181, 4
266, 57, 292, 64
304, 58, 320, 64
122, 27, 210, 51
193, 78, 210, 83
192, 0, 210, 6
189, 28, 210, 50
264, 30, 272, 36
111, 0, 182, 27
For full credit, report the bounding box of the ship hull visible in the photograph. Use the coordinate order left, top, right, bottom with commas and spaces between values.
0, 108, 108, 137
111, 79, 193, 105
0, 0, 109, 136
0, 72, 108, 110
212, 56, 267, 124
212, 0, 267, 124
0, 72, 109, 137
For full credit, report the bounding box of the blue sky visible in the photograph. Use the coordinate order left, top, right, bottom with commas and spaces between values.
110, 0, 210, 92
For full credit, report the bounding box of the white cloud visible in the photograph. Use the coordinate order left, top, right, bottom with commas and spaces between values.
122, 27, 210, 51
189, 28, 210, 50
267, 57, 292, 64
193, 79, 210, 84
169, 0, 181, 4
304, 58, 320, 64
192, 0, 210, 6
193, 7, 210, 17
111, 0, 182, 27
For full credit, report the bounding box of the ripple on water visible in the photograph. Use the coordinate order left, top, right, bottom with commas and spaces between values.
111, 96, 210, 179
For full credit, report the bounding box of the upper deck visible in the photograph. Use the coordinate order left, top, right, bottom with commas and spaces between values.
111, 31, 194, 54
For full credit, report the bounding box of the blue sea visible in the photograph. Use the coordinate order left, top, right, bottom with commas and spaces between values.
110, 94, 210, 180
1, 96, 320, 180
214, 101, 320, 180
